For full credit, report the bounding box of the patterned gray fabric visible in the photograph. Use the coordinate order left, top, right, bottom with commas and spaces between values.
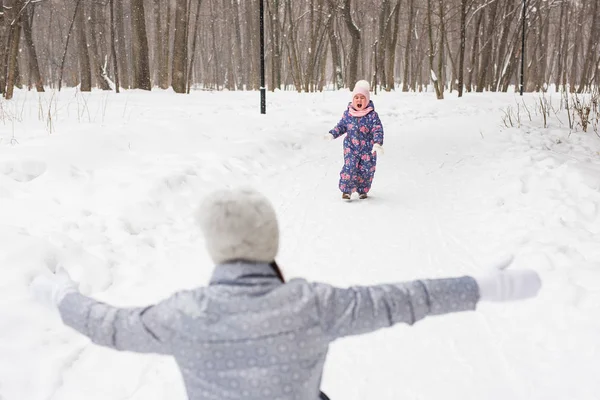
58, 262, 480, 400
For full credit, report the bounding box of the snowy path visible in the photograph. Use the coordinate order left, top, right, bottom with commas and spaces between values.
275, 95, 600, 400
1, 90, 599, 400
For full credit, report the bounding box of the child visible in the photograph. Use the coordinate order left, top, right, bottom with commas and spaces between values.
32, 187, 541, 400
326, 80, 384, 200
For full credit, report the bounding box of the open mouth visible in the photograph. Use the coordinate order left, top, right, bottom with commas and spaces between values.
356, 103, 363, 108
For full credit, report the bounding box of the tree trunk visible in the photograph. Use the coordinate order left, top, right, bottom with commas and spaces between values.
402, 0, 414, 92
115, 0, 129, 88
131, 0, 151, 90
457, 0, 467, 97
304, 0, 326, 92
326, 0, 343, 90
187, 0, 203, 93
4, 0, 23, 99
89, 2, 112, 90
427, 0, 443, 99
538, 4, 551, 91
466, 9, 483, 93
162, 0, 173, 89
341, 0, 361, 88
476, 0, 498, 92
384, 0, 401, 91
172, 0, 188, 93
437, 0, 445, 93
568, 3, 584, 92
22, 4, 44, 92
232, 0, 244, 89
283, 0, 303, 91
153, 0, 163, 87
375, 0, 390, 90
57, 0, 83, 91
0, 0, 7, 94
109, 0, 120, 92
493, 0, 516, 92
555, 0, 567, 91
76, 0, 92, 91
244, 0, 258, 89
219, 0, 234, 90
578, 0, 600, 91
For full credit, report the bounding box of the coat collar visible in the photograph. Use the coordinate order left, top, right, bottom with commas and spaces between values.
209, 261, 280, 285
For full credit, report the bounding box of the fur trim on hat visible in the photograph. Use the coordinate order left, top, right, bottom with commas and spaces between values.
196, 188, 279, 264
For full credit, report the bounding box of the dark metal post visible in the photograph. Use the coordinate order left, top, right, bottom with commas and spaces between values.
259, 0, 266, 113
520, 0, 526, 96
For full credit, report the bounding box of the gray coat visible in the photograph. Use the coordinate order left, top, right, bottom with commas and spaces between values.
58, 262, 480, 400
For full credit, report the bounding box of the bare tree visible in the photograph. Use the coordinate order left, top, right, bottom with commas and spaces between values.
555, 0, 568, 91
475, 0, 498, 92
466, 6, 483, 93
244, 0, 259, 90
22, 3, 44, 92
427, 0, 443, 98
568, 2, 585, 92
340, 0, 361, 88
266, 0, 282, 91
2, 0, 599, 97
374, 0, 390, 90
457, 0, 468, 96
493, 0, 517, 92
283, 0, 302, 91
384, 0, 401, 91
231, 0, 244, 89
172, 0, 188, 93
402, 0, 415, 92
109, 0, 120, 92
437, 0, 446, 92
115, 0, 130, 88
131, 0, 151, 90
304, 0, 327, 92
578, 0, 600, 91
327, 0, 343, 89
187, 0, 203, 93
75, 0, 92, 91
221, 0, 235, 90
4, 0, 23, 99
209, 0, 220, 89
0, 0, 7, 95
89, 1, 111, 90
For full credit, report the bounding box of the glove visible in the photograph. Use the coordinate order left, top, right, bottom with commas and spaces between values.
31, 268, 78, 307
372, 143, 384, 155
323, 134, 333, 141
474, 255, 541, 302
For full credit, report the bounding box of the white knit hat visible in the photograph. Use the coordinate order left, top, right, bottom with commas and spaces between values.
352, 80, 371, 103
196, 188, 279, 264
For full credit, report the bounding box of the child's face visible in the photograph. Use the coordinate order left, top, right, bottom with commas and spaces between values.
352, 94, 367, 110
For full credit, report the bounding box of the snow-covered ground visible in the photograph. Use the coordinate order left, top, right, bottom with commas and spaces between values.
1, 88, 599, 400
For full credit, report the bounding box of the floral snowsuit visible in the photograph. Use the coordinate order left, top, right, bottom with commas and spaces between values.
329, 100, 384, 194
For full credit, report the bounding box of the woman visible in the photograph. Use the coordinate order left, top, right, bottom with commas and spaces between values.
32, 188, 541, 400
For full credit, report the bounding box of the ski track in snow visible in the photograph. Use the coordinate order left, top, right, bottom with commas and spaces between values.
1, 90, 600, 400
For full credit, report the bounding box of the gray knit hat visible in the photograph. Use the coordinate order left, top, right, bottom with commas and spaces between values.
196, 188, 279, 264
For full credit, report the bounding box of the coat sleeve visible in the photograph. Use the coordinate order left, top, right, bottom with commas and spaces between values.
311, 277, 479, 339
371, 112, 384, 145
58, 291, 180, 355
329, 111, 349, 139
